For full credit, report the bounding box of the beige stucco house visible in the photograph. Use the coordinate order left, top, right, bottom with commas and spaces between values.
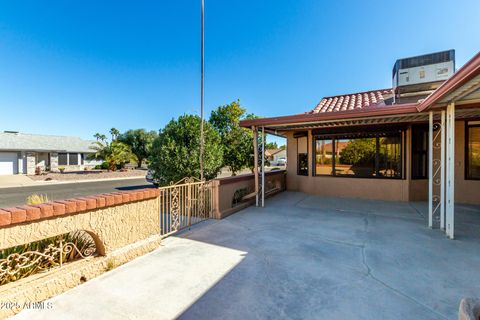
0, 131, 102, 175
241, 50, 480, 239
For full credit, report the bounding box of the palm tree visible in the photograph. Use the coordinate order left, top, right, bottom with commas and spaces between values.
110, 128, 120, 141
90, 140, 136, 171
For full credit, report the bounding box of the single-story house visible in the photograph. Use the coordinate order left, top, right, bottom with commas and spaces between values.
0, 131, 102, 175
240, 49, 480, 239
266, 148, 286, 165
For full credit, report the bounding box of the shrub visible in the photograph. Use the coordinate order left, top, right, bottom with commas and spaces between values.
26, 194, 49, 205
58, 167, 65, 173
149, 115, 223, 185
232, 187, 250, 206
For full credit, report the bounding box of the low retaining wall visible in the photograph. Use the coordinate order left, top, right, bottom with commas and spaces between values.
211, 170, 286, 219
0, 188, 160, 254
0, 188, 161, 319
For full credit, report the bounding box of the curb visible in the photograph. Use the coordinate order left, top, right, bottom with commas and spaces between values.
0, 175, 148, 189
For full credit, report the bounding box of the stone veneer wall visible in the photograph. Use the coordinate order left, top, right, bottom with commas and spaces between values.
49, 152, 59, 172
25, 152, 36, 175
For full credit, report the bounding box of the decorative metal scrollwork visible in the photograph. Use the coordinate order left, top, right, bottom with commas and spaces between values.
431, 119, 444, 227
170, 185, 180, 231
0, 232, 96, 285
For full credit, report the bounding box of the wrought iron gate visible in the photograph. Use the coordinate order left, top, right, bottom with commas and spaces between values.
158, 177, 213, 236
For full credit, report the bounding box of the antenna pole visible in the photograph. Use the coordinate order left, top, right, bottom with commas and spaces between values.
200, 0, 205, 180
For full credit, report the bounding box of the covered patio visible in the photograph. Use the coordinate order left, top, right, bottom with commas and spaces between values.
15, 192, 480, 320
242, 51, 480, 240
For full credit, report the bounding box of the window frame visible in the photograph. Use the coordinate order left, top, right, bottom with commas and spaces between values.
58, 153, 68, 166
312, 129, 404, 180
68, 153, 79, 166
465, 120, 480, 180
295, 132, 308, 176
411, 124, 429, 180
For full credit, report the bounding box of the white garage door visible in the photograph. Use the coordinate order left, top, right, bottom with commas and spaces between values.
0, 152, 18, 175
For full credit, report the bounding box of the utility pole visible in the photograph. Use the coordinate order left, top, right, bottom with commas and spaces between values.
199, 0, 205, 180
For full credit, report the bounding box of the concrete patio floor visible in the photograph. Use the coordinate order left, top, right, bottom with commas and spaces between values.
15, 192, 480, 320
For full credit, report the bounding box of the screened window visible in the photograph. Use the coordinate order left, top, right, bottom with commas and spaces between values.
296, 135, 308, 176
314, 131, 403, 179
411, 126, 428, 179
466, 122, 480, 180
58, 153, 68, 166
68, 153, 78, 165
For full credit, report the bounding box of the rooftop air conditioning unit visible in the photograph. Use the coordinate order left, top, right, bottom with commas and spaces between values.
392, 49, 455, 97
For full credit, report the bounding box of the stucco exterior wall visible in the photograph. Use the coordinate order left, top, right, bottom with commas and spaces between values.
211, 170, 286, 219
285, 123, 480, 204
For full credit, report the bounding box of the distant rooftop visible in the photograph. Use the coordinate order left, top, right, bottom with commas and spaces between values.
0, 131, 96, 153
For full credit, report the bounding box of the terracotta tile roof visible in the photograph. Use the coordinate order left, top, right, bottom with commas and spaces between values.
308, 88, 393, 114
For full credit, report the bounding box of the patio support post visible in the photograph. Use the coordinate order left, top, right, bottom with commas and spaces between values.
261, 126, 265, 207
428, 111, 433, 228
446, 102, 455, 239
252, 126, 259, 207
440, 110, 446, 230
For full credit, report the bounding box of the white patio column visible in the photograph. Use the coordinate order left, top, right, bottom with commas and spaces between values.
446, 102, 455, 239
440, 110, 446, 230
252, 126, 259, 207
428, 111, 433, 228
261, 126, 265, 207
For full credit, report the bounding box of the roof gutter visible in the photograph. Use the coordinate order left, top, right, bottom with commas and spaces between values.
418, 51, 480, 112
240, 104, 419, 128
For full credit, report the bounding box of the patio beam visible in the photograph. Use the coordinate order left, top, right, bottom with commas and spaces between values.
428, 111, 433, 228
446, 102, 455, 239
252, 126, 259, 207
440, 110, 445, 230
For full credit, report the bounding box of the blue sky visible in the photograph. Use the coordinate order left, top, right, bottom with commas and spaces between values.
0, 1, 479, 145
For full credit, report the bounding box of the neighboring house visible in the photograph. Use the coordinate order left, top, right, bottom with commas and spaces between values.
266, 149, 286, 165
241, 50, 480, 239
0, 131, 102, 175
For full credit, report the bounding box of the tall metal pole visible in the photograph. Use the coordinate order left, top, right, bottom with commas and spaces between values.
199, 0, 205, 180
261, 126, 265, 207
253, 126, 259, 207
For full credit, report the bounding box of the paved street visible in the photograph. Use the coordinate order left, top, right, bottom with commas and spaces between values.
0, 178, 153, 207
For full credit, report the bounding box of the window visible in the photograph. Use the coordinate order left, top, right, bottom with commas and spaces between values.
296, 134, 308, 176
315, 139, 333, 175
58, 153, 68, 166
314, 131, 403, 179
466, 122, 480, 180
69, 153, 78, 165
411, 125, 428, 179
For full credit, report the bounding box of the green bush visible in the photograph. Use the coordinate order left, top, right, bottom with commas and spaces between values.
149, 115, 223, 185
94, 162, 109, 170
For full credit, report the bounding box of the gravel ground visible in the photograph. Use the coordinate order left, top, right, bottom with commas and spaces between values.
29, 169, 147, 182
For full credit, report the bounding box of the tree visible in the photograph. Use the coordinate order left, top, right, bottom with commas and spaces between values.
149, 114, 223, 185
210, 100, 253, 175
265, 142, 278, 150
94, 133, 107, 142
118, 129, 158, 168
110, 128, 120, 141
90, 137, 136, 171
339, 139, 376, 165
